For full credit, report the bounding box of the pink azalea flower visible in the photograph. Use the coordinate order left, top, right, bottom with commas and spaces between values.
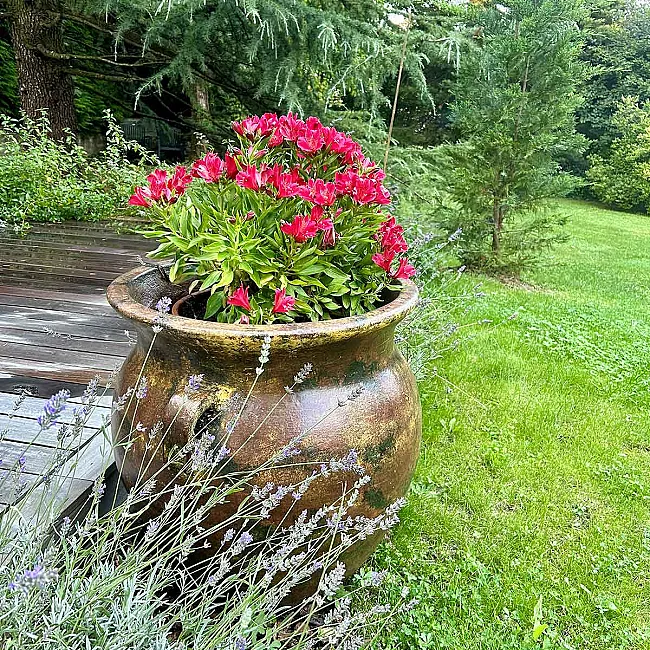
297, 178, 337, 206
276, 113, 306, 142
232, 116, 261, 139
378, 217, 408, 254
374, 183, 391, 205
351, 177, 377, 205
227, 285, 251, 311
275, 173, 301, 198
272, 288, 296, 314
128, 186, 152, 207
334, 170, 358, 195
297, 127, 325, 154
168, 166, 192, 196
259, 113, 279, 136
261, 163, 283, 188
146, 169, 170, 201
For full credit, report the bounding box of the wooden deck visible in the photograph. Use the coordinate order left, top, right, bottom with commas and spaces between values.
0, 219, 150, 519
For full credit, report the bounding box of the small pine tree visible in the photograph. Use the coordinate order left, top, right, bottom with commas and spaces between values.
440, 0, 585, 271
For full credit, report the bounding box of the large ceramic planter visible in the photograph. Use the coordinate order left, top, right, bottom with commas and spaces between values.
106, 266, 422, 574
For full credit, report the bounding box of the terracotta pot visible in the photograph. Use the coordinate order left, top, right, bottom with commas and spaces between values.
106, 266, 422, 575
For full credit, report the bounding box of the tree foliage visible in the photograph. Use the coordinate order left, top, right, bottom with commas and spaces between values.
1, 0, 456, 143
438, 0, 585, 271
578, 0, 650, 155
587, 96, 650, 212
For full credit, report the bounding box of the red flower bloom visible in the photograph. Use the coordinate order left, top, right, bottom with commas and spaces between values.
232, 116, 262, 139
357, 156, 386, 181
224, 153, 239, 179
281, 214, 319, 243
236, 164, 263, 191
261, 163, 283, 188
334, 170, 358, 195
372, 250, 396, 274
276, 113, 306, 142
298, 178, 337, 206
392, 258, 416, 280
297, 126, 325, 154
146, 169, 170, 201
259, 113, 279, 136
192, 153, 225, 182
227, 285, 251, 311
374, 183, 391, 205
351, 177, 377, 205
328, 132, 362, 164
310, 205, 324, 221
128, 186, 151, 207
310, 206, 333, 231
321, 126, 338, 149
272, 288, 296, 314
268, 128, 284, 147
275, 173, 301, 198
168, 166, 192, 196
378, 217, 408, 254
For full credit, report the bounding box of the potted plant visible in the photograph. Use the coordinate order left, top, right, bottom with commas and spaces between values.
107, 113, 422, 574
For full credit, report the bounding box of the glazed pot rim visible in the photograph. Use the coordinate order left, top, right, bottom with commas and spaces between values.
107, 265, 419, 347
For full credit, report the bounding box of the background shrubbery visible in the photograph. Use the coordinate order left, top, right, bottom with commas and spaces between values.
587, 97, 650, 213
0, 112, 154, 227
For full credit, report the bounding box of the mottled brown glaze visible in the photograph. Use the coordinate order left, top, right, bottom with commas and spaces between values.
106, 266, 422, 577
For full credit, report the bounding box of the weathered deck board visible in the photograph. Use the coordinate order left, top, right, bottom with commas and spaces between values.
0, 220, 152, 521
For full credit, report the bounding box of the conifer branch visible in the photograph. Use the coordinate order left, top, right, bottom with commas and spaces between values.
36, 44, 165, 67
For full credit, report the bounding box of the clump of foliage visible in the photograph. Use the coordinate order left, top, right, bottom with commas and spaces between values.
0, 337, 407, 648
577, 0, 650, 158
437, 0, 585, 272
133, 113, 416, 324
0, 110, 156, 226
587, 96, 650, 212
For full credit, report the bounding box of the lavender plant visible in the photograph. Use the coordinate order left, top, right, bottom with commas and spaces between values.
0, 322, 408, 649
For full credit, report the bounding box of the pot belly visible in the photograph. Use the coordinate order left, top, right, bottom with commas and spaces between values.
112, 337, 422, 577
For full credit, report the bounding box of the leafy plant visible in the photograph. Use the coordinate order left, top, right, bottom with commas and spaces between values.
587, 96, 650, 212
0, 110, 156, 226
132, 113, 416, 324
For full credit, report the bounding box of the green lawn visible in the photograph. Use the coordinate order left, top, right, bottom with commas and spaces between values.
375, 200, 650, 649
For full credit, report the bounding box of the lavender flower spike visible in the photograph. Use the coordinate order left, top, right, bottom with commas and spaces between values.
37, 389, 70, 430
9, 564, 58, 593
185, 374, 204, 393
155, 296, 172, 314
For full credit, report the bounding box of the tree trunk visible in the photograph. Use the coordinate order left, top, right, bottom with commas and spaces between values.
189, 80, 211, 158
492, 198, 503, 256
7, 0, 78, 139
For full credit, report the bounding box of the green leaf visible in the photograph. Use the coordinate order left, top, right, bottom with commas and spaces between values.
199, 270, 222, 291
532, 623, 547, 641
204, 292, 223, 320
215, 268, 234, 288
